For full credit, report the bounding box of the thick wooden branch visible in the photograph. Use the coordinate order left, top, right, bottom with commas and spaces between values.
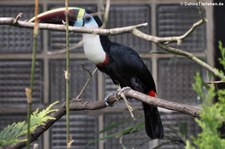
123, 89, 200, 117
7, 88, 200, 149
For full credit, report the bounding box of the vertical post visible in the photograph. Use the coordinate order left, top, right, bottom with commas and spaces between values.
150, 0, 159, 148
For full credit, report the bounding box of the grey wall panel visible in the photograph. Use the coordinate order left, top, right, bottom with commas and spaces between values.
157, 5, 206, 51
0, 60, 43, 106
0, 5, 43, 53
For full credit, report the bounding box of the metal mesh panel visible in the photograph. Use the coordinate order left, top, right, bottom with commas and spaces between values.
103, 112, 152, 149
0, 60, 43, 106
157, 5, 206, 51
0, 5, 42, 53
157, 58, 202, 105
51, 113, 98, 149
0, 114, 26, 130
159, 112, 200, 149
49, 60, 97, 102
107, 5, 151, 53
48, 5, 96, 52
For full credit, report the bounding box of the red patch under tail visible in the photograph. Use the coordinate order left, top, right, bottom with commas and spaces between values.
148, 90, 156, 97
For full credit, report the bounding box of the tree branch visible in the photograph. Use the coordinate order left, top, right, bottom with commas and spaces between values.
131, 23, 225, 81
1, 17, 223, 80
0, 17, 147, 35
133, 18, 207, 44
7, 88, 200, 149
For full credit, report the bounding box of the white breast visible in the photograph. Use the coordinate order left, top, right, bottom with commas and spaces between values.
82, 34, 106, 64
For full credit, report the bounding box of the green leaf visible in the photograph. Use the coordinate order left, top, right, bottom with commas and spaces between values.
0, 101, 59, 147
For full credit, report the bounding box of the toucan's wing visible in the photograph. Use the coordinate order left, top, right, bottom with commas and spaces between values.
109, 42, 156, 92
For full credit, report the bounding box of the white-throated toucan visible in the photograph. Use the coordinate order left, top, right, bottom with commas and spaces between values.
30, 7, 164, 139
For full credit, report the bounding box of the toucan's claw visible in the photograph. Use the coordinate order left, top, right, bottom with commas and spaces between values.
117, 87, 131, 96
104, 92, 115, 107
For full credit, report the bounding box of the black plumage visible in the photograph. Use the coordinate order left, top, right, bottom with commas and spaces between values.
98, 36, 164, 139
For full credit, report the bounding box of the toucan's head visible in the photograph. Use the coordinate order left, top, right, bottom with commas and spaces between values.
29, 7, 102, 28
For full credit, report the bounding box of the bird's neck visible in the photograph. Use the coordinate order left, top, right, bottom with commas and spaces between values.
82, 34, 110, 65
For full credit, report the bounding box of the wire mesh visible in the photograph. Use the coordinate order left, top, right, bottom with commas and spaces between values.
103, 112, 152, 149
157, 58, 202, 105
0, 5, 43, 53
158, 112, 200, 149
157, 4, 206, 51
50, 113, 98, 149
107, 5, 151, 53
0, 60, 43, 106
49, 59, 97, 102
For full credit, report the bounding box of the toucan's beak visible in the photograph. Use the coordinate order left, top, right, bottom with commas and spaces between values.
29, 7, 85, 27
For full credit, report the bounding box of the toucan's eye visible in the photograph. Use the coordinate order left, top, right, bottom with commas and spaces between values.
85, 16, 91, 22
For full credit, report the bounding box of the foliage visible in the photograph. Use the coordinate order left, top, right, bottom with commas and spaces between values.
185, 42, 225, 149
218, 41, 225, 70
0, 101, 58, 147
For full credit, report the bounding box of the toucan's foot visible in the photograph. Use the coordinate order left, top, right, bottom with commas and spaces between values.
117, 87, 131, 96
117, 87, 135, 120
104, 92, 115, 107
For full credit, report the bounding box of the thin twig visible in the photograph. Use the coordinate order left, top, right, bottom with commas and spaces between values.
47, 40, 83, 55
64, 0, 71, 148
131, 24, 225, 81
26, 0, 39, 149
156, 43, 225, 80
75, 67, 97, 99
196, 0, 205, 21
131, 18, 207, 44
101, 0, 110, 28
205, 81, 225, 84
13, 13, 23, 24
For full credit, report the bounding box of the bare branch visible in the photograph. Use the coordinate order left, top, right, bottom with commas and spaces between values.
131, 24, 225, 81
205, 80, 225, 84
101, 0, 110, 28
2, 17, 221, 80
123, 88, 200, 117
0, 17, 147, 35
13, 13, 23, 24
196, 0, 205, 21
7, 88, 200, 149
131, 18, 206, 45
156, 43, 225, 80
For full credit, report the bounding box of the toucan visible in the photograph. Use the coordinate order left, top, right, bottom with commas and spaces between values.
30, 7, 164, 139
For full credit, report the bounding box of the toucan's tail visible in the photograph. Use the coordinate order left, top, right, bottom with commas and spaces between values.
142, 103, 164, 139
